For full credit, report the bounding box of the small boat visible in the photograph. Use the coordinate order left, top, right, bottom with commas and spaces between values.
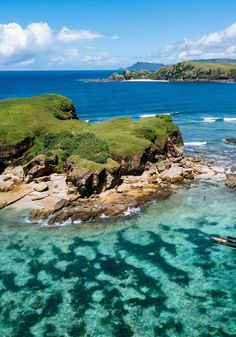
212, 236, 236, 249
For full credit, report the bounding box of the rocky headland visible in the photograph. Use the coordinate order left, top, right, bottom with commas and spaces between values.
0, 94, 234, 226
109, 61, 236, 82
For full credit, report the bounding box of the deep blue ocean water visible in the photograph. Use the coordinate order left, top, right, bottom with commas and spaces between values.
0, 71, 235, 336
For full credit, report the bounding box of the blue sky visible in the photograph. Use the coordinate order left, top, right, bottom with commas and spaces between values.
0, 0, 236, 69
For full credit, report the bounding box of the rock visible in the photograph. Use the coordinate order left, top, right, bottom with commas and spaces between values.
29, 198, 69, 222
48, 209, 75, 225
166, 131, 184, 157
184, 160, 194, 168
161, 165, 184, 183
33, 182, 48, 192
66, 164, 123, 197
212, 166, 225, 174
24, 154, 58, 183
3, 175, 11, 181
29, 208, 53, 222
34, 176, 51, 183
156, 160, 171, 173
0, 199, 7, 209
31, 193, 50, 201
225, 174, 236, 191
224, 138, 236, 144
172, 156, 183, 163
187, 156, 201, 163
0, 179, 16, 192
0, 166, 24, 192
108, 73, 125, 81
0, 185, 32, 208
72, 208, 101, 222
0, 136, 34, 167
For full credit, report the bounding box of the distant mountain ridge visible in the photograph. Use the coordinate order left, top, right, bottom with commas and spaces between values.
126, 62, 165, 72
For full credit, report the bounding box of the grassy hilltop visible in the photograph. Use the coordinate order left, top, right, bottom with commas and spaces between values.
150, 61, 236, 81
0, 94, 179, 173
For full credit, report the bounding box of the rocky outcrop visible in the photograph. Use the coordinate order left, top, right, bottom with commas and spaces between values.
108, 73, 125, 81
29, 199, 69, 222
225, 174, 236, 191
23, 154, 58, 183
109, 70, 151, 81
65, 166, 123, 197
224, 138, 236, 144
0, 166, 24, 192
65, 130, 184, 196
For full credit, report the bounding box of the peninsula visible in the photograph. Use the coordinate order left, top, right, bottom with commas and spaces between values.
109, 61, 236, 82
0, 94, 233, 225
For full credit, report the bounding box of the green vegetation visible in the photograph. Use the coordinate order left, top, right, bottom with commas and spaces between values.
66, 156, 119, 176
27, 131, 109, 165
0, 94, 180, 174
127, 62, 165, 72
150, 61, 236, 81
0, 94, 86, 145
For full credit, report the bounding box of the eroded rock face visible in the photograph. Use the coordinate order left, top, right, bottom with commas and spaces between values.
24, 154, 58, 183
65, 130, 184, 196
0, 137, 34, 167
66, 166, 123, 197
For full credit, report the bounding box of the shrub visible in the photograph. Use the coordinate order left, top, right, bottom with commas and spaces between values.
27, 131, 109, 164
134, 127, 157, 143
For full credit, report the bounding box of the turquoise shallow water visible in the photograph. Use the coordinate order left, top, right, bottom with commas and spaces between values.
0, 72, 236, 335
0, 182, 235, 336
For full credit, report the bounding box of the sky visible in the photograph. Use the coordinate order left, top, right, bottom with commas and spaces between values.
1, 0, 236, 70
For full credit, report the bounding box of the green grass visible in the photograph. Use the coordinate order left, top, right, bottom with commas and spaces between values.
67, 156, 119, 176
151, 61, 236, 81
0, 94, 180, 173
0, 94, 87, 144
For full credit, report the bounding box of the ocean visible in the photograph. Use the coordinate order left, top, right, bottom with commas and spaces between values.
0, 71, 235, 336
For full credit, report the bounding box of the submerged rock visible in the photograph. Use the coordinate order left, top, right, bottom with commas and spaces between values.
224, 138, 236, 144
225, 174, 236, 191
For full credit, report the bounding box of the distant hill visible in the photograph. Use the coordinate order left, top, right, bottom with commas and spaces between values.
150, 61, 236, 81
192, 58, 236, 64
126, 62, 165, 72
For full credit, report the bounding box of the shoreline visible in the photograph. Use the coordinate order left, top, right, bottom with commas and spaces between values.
0, 155, 231, 226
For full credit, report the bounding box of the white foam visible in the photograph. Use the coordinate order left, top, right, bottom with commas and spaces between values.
202, 117, 217, 123
184, 142, 207, 146
140, 113, 156, 118
124, 207, 141, 216
224, 118, 236, 122
100, 213, 110, 219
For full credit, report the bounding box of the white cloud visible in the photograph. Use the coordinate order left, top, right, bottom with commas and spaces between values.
57, 27, 103, 42
147, 22, 236, 63
0, 22, 123, 68
0, 22, 53, 63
